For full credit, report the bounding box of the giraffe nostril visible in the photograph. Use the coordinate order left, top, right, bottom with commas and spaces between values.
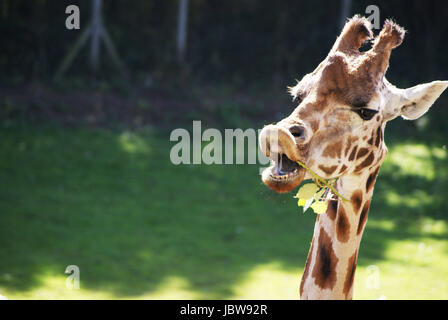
289, 125, 305, 139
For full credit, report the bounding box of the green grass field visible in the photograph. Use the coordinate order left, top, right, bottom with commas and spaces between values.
0, 120, 447, 299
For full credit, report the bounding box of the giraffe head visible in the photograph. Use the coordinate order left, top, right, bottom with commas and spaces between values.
259, 15, 448, 193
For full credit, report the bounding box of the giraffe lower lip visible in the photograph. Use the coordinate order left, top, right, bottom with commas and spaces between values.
261, 154, 306, 193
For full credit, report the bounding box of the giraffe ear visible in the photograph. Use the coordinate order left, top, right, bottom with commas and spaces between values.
399, 81, 448, 120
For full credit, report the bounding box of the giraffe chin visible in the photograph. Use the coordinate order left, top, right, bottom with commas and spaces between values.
261, 161, 306, 194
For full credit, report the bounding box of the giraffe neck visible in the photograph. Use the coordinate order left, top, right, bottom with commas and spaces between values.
299, 166, 380, 300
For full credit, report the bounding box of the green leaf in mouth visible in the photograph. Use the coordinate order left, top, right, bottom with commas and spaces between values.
293, 160, 348, 214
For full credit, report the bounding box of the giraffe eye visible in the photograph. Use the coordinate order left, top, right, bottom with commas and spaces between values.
355, 108, 378, 121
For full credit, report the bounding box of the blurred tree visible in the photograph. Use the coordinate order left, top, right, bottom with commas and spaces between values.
90, 0, 101, 71
176, 0, 189, 64
0, 0, 446, 85
54, 0, 127, 80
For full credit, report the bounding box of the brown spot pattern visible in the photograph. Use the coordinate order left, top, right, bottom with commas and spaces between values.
300, 238, 315, 297
348, 146, 358, 161
322, 141, 342, 158
318, 165, 338, 175
326, 199, 338, 220
339, 164, 348, 174
355, 152, 375, 171
336, 206, 350, 242
375, 126, 383, 147
344, 139, 352, 157
351, 190, 363, 214
311, 227, 339, 290
357, 200, 370, 235
343, 251, 358, 299
356, 148, 369, 159
366, 167, 380, 193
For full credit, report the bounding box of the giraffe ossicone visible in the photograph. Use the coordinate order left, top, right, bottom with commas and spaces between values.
258, 15, 448, 300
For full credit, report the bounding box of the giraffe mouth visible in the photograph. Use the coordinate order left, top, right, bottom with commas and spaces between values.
262, 153, 306, 193
271, 154, 300, 179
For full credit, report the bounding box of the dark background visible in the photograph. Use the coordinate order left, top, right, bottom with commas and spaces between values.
2, 1, 447, 84
1, 0, 447, 131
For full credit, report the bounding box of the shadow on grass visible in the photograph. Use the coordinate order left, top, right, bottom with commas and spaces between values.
0, 122, 447, 298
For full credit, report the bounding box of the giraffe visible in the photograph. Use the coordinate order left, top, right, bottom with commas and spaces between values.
258, 15, 448, 300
